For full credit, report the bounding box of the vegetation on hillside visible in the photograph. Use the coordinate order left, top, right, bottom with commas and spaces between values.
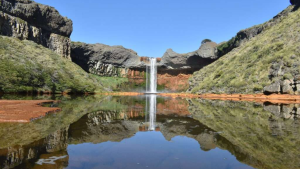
0, 36, 127, 93
189, 6, 300, 94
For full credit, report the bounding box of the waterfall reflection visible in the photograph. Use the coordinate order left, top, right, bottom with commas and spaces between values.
144, 94, 158, 131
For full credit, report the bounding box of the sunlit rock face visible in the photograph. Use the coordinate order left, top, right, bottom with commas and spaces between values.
0, 0, 72, 59
160, 42, 218, 70
70, 42, 140, 77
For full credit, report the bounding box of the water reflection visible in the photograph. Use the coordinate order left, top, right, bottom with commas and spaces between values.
145, 94, 157, 131
0, 96, 300, 168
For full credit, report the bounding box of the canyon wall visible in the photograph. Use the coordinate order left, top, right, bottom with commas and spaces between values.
71, 40, 219, 91
0, 0, 72, 59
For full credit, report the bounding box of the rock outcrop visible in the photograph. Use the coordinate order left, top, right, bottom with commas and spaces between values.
0, 0, 72, 59
71, 40, 218, 72
291, 0, 300, 5
71, 42, 141, 77
160, 42, 218, 69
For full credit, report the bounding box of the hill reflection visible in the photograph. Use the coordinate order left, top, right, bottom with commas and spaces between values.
0, 96, 299, 169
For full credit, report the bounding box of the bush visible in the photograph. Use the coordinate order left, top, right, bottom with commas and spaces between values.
201, 39, 212, 44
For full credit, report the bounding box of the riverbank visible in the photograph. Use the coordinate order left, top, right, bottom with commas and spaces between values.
0, 100, 60, 123
101, 92, 300, 104
1, 92, 300, 123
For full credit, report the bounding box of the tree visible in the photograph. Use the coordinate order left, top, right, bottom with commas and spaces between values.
201, 39, 212, 44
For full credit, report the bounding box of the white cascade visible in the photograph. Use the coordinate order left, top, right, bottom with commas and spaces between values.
146, 58, 157, 93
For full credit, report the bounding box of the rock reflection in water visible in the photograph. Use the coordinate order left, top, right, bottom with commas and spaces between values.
0, 127, 69, 169
1, 96, 300, 168
189, 99, 300, 169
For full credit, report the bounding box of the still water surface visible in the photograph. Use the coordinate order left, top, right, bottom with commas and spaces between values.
0, 95, 299, 169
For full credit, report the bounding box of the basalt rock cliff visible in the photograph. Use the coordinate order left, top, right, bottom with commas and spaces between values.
160, 42, 218, 70
71, 41, 218, 78
71, 40, 219, 91
71, 42, 141, 77
0, 0, 72, 59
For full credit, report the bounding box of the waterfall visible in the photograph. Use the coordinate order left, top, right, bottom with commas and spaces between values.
145, 58, 157, 130
145, 94, 157, 131
146, 58, 157, 93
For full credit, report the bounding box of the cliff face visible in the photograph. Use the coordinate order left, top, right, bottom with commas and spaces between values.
71, 42, 141, 77
71, 41, 218, 76
0, 0, 72, 59
71, 41, 218, 91
160, 42, 218, 70
189, 4, 300, 94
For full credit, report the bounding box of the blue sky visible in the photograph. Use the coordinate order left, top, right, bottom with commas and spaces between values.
35, 0, 290, 57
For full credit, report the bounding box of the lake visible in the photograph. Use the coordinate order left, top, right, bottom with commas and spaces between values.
0, 94, 299, 169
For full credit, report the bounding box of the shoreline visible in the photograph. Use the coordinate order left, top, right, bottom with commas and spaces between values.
1, 92, 300, 123
0, 100, 61, 123
101, 92, 300, 104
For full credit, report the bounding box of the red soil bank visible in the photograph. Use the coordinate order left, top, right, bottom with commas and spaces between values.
0, 100, 61, 123
102, 92, 300, 104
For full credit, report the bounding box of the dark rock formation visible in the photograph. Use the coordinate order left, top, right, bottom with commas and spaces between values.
291, 0, 300, 5
68, 111, 139, 144
0, 0, 72, 59
160, 42, 218, 69
71, 42, 141, 77
0, 127, 69, 169
71, 40, 219, 78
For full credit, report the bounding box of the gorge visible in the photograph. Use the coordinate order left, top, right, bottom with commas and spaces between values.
1, 1, 300, 168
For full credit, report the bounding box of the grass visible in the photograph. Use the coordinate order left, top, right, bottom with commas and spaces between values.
0, 36, 127, 93
92, 75, 128, 91
190, 6, 300, 94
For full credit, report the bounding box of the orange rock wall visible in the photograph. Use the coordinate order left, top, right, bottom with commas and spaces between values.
126, 68, 192, 92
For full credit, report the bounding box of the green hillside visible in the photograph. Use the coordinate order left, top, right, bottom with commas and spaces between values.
0, 36, 107, 94
189, 5, 300, 94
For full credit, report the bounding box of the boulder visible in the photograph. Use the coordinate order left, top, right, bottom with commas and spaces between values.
197, 42, 218, 59
263, 82, 281, 94
281, 79, 294, 94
